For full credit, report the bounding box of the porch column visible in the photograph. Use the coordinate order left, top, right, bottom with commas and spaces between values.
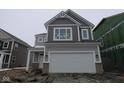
0, 54, 4, 69
26, 50, 31, 71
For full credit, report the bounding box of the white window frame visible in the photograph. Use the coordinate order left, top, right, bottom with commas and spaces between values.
37, 37, 43, 42
53, 27, 72, 41
32, 53, 43, 63
12, 56, 16, 63
81, 29, 89, 40
3, 42, 9, 49
14, 43, 19, 49
3, 54, 10, 64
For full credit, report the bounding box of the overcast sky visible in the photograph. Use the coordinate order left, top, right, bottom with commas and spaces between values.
0, 9, 124, 46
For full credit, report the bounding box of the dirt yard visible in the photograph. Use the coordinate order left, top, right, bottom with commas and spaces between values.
0, 69, 124, 83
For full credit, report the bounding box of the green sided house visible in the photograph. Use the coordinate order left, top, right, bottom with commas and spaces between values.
93, 12, 124, 72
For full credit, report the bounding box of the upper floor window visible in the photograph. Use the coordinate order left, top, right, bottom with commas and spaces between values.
37, 37, 43, 42
3, 42, 9, 49
54, 27, 72, 41
14, 43, 19, 49
81, 29, 89, 40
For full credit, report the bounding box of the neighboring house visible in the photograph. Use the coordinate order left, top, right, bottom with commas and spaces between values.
26, 9, 103, 73
93, 12, 124, 72
0, 28, 31, 69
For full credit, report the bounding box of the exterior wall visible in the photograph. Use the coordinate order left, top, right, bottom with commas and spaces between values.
43, 63, 49, 73
35, 34, 47, 46
50, 18, 75, 24
10, 42, 28, 68
48, 26, 78, 42
95, 63, 103, 73
93, 15, 124, 72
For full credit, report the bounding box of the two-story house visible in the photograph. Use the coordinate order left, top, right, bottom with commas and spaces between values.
26, 9, 103, 73
0, 28, 31, 69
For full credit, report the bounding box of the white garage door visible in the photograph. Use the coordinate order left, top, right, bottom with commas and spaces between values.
49, 51, 96, 73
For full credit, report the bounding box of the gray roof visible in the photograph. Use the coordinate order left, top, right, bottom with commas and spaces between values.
44, 9, 95, 28
0, 28, 31, 47
66, 9, 95, 28
35, 33, 47, 36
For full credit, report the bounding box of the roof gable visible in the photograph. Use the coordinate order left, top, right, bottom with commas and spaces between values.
0, 28, 31, 47
65, 9, 95, 28
44, 11, 81, 28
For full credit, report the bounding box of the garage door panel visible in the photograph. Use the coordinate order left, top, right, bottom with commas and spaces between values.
49, 52, 96, 73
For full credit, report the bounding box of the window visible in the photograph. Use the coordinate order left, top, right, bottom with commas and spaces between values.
43, 37, 47, 42
33, 52, 41, 63
37, 37, 43, 42
81, 29, 89, 39
12, 56, 16, 63
3, 55, 9, 64
54, 27, 72, 40
100, 38, 104, 47
14, 43, 19, 49
3, 42, 9, 48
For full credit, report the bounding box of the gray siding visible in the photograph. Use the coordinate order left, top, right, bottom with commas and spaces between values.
35, 35, 47, 46
48, 26, 78, 42
51, 18, 75, 24
10, 41, 28, 68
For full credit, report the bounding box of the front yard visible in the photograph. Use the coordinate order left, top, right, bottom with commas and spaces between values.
0, 69, 124, 83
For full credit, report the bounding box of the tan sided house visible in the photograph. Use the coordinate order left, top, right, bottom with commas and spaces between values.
26, 9, 103, 73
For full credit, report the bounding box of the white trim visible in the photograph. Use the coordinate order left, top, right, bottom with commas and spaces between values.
26, 49, 45, 71
2, 41, 9, 49
97, 45, 102, 63
81, 29, 89, 40
43, 46, 46, 63
66, 9, 94, 28
0, 53, 4, 69
45, 11, 81, 27
45, 42, 100, 46
77, 26, 80, 41
8, 41, 14, 68
53, 27, 72, 41
90, 28, 94, 40
101, 42, 124, 52
3, 54, 10, 64
46, 26, 48, 42
49, 51, 95, 53
26, 50, 31, 71
49, 24, 78, 26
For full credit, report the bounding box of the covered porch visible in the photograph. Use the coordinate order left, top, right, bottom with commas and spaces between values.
26, 47, 47, 71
